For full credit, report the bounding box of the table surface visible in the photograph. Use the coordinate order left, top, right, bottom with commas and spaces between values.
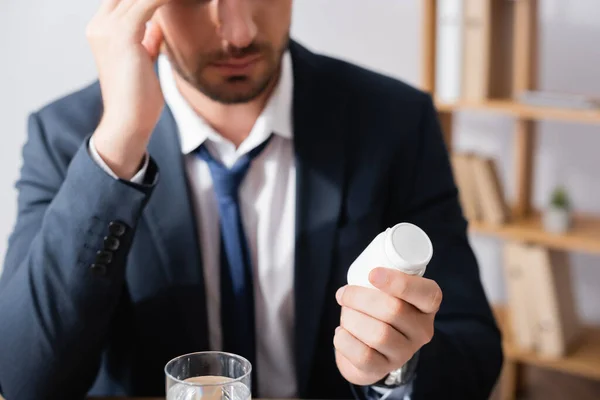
7, 397, 301, 400
1, 395, 296, 400
1, 396, 296, 400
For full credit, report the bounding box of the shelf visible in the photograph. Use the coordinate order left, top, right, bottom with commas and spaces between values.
494, 306, 600, 381
469, 212, 600, 255
436, 99, 600, 125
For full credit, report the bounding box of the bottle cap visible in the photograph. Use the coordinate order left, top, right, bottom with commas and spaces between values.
384, 223, 433, 276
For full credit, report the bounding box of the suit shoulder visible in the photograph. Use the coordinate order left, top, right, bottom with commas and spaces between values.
35, 79, 103, 128
314, 53, 430, 106
24, 80, 103, 171
301, 49, 438, 153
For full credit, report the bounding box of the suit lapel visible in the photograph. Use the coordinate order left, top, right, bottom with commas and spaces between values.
144, 107, 209, 350
290, 42, 348, 395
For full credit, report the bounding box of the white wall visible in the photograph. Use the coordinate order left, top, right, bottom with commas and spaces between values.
1, 0, 599, 323
0, 0, 99, 260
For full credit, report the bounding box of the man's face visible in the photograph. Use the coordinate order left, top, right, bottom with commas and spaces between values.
156, 0, 293, 104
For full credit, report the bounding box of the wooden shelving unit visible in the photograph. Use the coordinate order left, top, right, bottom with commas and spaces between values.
470, 212, 600, 255
421, 1, 600, 399
435, 99, 600, 125
495, 306, 600, 381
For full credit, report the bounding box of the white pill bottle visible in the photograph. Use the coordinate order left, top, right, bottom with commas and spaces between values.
347, 223, 433, 289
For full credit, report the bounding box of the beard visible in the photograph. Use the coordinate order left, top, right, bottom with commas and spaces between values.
163, 34, 290, 104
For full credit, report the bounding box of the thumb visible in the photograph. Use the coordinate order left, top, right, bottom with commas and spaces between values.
142, 21, 164, 62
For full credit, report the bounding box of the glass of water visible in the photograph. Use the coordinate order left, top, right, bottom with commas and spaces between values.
165, 351, 252, 400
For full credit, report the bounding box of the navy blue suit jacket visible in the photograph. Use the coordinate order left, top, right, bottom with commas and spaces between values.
0, 42, 502, 399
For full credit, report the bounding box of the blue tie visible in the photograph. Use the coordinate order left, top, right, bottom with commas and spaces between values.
195, 136, 272, 390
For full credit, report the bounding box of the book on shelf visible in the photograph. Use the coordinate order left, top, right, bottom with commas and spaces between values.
471, 155, 507, 225
502, 242, 582, 358
518, 90, 600, 110
503, 241, 538, 351
452, 152, 509, 226
435, 0, 464, 102
462, 0, 492, 101
487, 0, 514, 100
471, 155, 509, 225
435, 0, 514, 102
526, 246, 581, 357
450, 153, 481, 221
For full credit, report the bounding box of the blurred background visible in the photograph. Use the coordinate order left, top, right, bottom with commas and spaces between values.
1, 0, 599, 399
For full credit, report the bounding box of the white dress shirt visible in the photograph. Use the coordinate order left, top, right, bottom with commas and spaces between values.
90, 52, 298, 398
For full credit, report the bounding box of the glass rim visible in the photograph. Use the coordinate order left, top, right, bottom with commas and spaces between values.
164, 351, 252, 387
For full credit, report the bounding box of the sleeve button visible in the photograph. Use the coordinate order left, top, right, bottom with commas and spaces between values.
103, 236, 120, 251
108, 221, 127, 237
90, 263, 107, 276
96, 250, 113, 264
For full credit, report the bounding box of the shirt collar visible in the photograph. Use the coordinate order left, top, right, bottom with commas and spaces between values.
158, 51, 294, 156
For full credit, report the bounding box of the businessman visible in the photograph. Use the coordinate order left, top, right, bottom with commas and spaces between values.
0, 0, 502, 399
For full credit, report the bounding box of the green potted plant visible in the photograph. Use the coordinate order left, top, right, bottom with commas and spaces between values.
543, 185, 572, 234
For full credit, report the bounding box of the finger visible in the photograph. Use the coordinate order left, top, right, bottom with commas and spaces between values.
333, 326, 389, 374
369, 267, 443, 314
142, 21, 164, 61
337, 285, 422, 339
335, 346, 386, 387
123, 0, 173, 27
340, 307, 410, 361
115, 0, 148, 14
99, 0, 121, 14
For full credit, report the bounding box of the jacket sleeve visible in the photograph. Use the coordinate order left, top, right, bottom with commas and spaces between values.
0, 112, 157, 400
387, 95, 503, 399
